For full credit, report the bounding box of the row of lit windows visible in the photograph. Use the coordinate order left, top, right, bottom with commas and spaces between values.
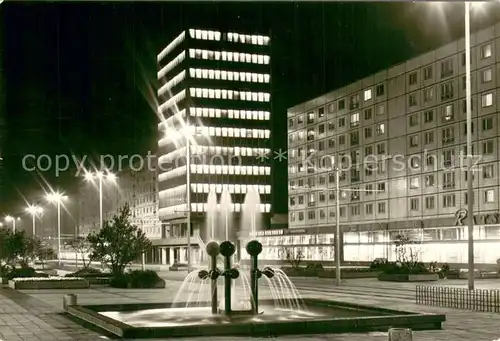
159, 126, 271, 146
158, 110, 187, 129
158, 164, 270, 181
187, 29, 270, 46
189, 29, 221, 41
227, 32, 270, 45
157, 31, 185, 62
191, 164, 271, 176
159, 203, 271, 215
189, 49, 270, 65
290, 190, 497, 221
189, 68, 270, 83
157, 146, 270, 164
158, 51, 185, 80
189, 88, 271, 102
190, 107, 270, 121
191, 183, 271, 194
158, 71, 186, 97
158, 89, 186, 114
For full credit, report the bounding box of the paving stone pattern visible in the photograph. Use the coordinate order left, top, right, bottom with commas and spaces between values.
1, 276, 500, 340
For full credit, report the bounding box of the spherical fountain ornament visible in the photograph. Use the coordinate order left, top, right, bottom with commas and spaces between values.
262, 267, 275, 278
219, 241, 236, 257
246, 240, 263, 256
198, 270, 209, 279
229, 268, 239, 279
206, 241, 221, 257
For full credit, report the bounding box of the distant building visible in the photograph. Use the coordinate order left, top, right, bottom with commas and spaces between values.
77, 161, 161, 246
155, 29, 272, 265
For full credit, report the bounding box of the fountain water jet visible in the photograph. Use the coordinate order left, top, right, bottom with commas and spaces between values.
241, 187, 262, 237
219, 188, 232, 241
206, 190, 217, 240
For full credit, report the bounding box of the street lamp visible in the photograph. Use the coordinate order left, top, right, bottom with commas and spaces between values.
84, 170, 117, 229
26, 204, 44, 237
5, 215, 19, 232
183, 125, 207, 272
46, 191, 68, 265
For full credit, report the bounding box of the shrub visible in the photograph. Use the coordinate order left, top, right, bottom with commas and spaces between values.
109, 270, 162, 288
109, 274, 130, 288
369, 258, 389, 270
128, 270, 161, 288
65, 268, 105, 278
4, 267, 37, 280
304, 263, 323, 276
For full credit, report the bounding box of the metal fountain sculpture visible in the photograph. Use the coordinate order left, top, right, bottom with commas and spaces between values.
198, 239, 274, 316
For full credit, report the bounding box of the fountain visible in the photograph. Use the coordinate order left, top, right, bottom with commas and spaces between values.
66, 189, 446, 338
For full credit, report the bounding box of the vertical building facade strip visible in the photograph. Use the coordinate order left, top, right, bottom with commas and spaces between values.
156, 29, 272, 263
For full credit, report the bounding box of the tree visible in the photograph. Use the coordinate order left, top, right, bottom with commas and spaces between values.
67, 236, 93, 269
279, 246, 304, 269
33, 243, 57, 269
393, 232, 422, 269
87, 204, 151, 276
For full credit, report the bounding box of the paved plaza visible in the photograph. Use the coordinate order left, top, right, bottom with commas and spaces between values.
1, 275, 500, 340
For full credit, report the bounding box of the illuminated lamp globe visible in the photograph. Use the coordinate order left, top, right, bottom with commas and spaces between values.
246, 240, 263, 257
206, 241, 220, 257
219, 241, 236, 257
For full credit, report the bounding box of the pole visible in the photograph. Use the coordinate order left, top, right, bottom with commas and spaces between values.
32, 214, 36, 237
57, 202, 61, 266
186, 137, 192, 272
465, 1, 474, 291
335, 168, 341, 286
210, 255, 218, 314
13, 219, 16, 233
99, 176, 103, 230
141, 221, 146, 270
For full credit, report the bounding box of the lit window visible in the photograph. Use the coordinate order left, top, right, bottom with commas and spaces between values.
221, 71, 227, 80
485, 189, 495, 203
482, 68, 492, 83
482, 93, 493, 107
481, 44, 492, 59
364, 89, 372, 101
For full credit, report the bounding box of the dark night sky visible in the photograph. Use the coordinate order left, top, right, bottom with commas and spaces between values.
1, 1, 494, 216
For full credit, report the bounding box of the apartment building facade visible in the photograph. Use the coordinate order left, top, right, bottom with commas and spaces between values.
156, 28, 272, 265
246, 23, 500, 266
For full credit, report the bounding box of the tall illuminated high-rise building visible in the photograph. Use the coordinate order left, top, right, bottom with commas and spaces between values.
156, 29, 272, 264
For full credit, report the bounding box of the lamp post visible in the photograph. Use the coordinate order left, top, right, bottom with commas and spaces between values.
5, 215, 19, 232
46, 191, 68, 265
84, 171, 117, 230
26, 205, 44, 237
464, 1, 475, 291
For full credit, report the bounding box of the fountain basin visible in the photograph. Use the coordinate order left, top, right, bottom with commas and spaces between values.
67, 298, 445, 338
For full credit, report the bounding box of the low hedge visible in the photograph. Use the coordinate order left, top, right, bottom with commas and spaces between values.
65, 268, 110, 278
3, 267, 49, 280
